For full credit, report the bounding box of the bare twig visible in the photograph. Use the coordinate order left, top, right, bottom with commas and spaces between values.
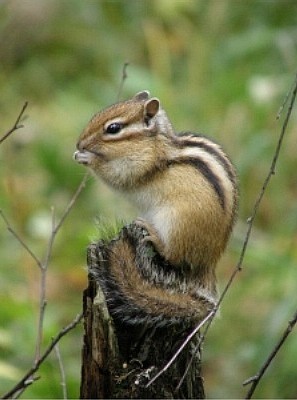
212, 72, 297, 319
52, 172, 89, 235
0, 210, 42, 268
175, 311, 215, 391
217, 75, 297, 305
0, 102, 28, 144
2, 312, 83, 399
145, 310, 215, 388
116, 61, 129, 101
55, 343, 68, 399
34, 289, 47, 365
1, 174, 88, 365
276, 76, 296, 120
34, 173, 89, 370
194, 71, 297, 392
34, 208, 56, 363
244, 308, 297, 399
1, 173, 88, 397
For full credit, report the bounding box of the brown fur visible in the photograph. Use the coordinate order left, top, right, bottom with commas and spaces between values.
75, 91, 238, 324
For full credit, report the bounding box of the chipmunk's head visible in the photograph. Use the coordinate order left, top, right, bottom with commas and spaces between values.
74, 91, 173, 189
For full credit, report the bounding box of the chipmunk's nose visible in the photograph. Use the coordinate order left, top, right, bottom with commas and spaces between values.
75, 139, 88, 155
76, 139, 83, 151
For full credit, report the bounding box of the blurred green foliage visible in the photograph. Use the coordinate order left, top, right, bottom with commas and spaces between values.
0, 0, 297, 398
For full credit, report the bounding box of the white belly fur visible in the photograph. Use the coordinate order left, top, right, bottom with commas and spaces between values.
127, 188, 175, 245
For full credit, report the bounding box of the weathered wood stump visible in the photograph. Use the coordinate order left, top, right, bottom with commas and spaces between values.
80, 224, 205, 399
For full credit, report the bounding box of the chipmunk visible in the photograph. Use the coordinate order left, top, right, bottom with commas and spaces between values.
74, 91, 238, 326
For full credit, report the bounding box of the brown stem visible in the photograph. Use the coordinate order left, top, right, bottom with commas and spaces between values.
0, 102, 28, 144
2, 312, 83, 399
244, 309, 297, 399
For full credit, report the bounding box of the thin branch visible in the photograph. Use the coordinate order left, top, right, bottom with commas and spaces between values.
33, 208, 56, 364
0, 209, 42, 269
2, 312, 83, 399
116, 61, 129, 101
276, 76, 296, 120
218, 74, 297, 302
1, 173, 88, 397
34, 173, 88, 373
175, 310, 215, 391
33, 208, 56, 363
206, 72, 297, 394
13, 377, 40, 399
1, 173, 88, 364
55, 343, 68, 399
244, 308, 297, 399
1, 140, 88, 269
53, 172, 89, 235
213, 72, 297, 321
34, 294, 47, 365
0, 102, 28, 144
145, 310, 215, 388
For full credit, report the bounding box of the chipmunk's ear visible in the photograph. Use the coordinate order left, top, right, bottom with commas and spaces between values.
144, 98, 160, 121
133, 90, 150, 101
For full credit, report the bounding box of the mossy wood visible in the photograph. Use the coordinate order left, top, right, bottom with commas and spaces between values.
80, 224, 205, 399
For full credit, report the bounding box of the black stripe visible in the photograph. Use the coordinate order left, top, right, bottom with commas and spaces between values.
168, 157, 226, 210
177, 134, 236, 185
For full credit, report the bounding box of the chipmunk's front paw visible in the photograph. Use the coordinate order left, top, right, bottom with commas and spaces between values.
73, 150, 93, 165
134, 218, 165, 257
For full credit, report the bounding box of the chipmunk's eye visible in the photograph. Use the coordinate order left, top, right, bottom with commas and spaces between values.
105, 122, 123, 134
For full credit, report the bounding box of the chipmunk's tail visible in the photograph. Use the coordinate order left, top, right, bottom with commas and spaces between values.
88, 225, 217, 328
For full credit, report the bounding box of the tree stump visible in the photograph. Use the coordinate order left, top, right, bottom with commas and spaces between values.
80, 224, 205, 399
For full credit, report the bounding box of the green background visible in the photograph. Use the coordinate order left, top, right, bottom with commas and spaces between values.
0, 0, 297, 398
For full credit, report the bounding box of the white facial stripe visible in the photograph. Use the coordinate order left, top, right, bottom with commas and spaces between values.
103, 121, 145, 140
